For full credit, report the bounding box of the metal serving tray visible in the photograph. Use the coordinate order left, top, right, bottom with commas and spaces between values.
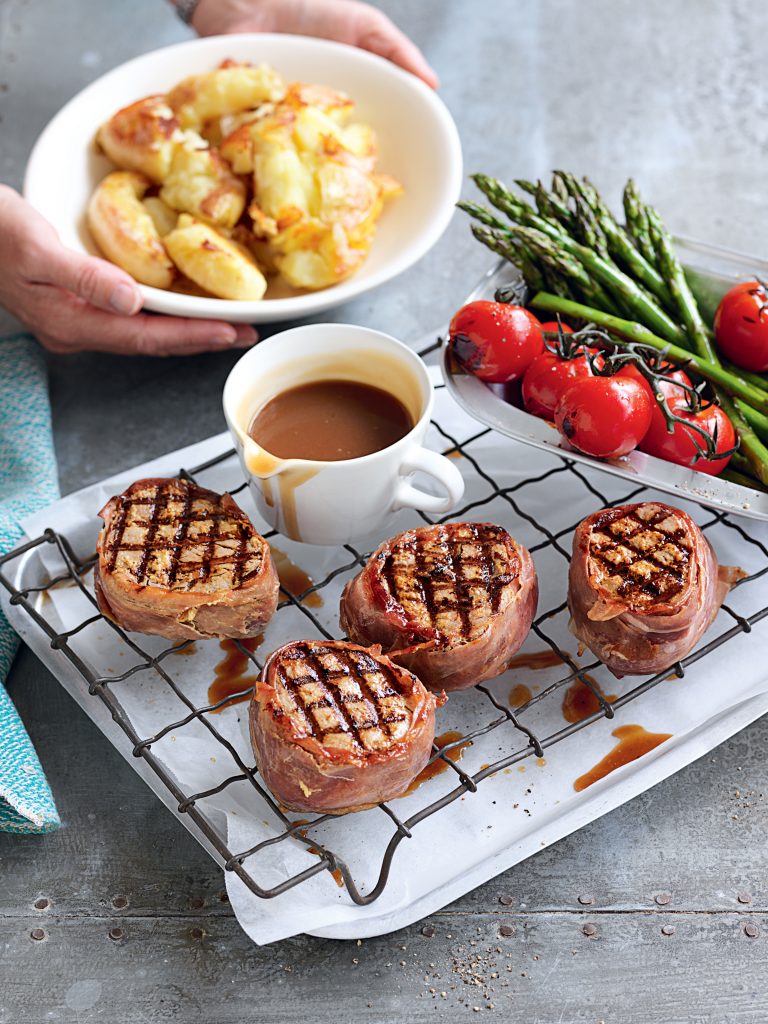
443, 239, 768, 521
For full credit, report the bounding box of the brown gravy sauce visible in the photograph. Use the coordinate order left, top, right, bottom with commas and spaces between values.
574, 724, 672, 792
207, 636, 263, 713
509, 683, 533, 709
562, 674, 617, 724
403, 730, 473, 796
271, 545, 323, 608
248, 379, 413, 461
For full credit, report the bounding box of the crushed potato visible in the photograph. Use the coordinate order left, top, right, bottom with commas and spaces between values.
88, 60, 401, 300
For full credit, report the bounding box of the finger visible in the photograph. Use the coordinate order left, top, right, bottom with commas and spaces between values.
359, 16, 439, 88
31, 289, 258, 356
34, 244, 144, 316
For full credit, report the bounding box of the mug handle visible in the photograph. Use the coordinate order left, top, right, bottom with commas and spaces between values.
393, 445, 465, 514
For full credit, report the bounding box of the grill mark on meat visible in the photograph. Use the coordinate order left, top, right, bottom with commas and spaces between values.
378, 524, 517, 642
134, 482, 167, 585
588, 504, 691, 604
166, 486, 193, 586
101, 480, 264, 592
106, 498, 130, 573
334, 646, 407, 735
198, 500, 222, 585
300, 644, 363, 745
272, 642, 411, 751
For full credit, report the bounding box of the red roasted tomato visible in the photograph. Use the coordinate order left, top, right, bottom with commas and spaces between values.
639, 400, 735, 476
449, 301, 544, 383
554, 376, 653, 459
714, 281, 768, 372
522, 345, 603, 420
539, 321, 574, 335
618, 362, 693, 434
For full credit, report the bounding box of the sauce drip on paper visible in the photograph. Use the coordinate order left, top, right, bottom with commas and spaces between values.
561, 674, 616, 724
403, 730, 473, 796
573, 724, 672, 792
271, 546, 323, 608
207, 635, 263, 712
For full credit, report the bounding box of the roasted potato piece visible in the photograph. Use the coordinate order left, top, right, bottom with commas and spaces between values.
164, 214, 267, 300
142, 196, 178, 237
315, 160, 384, 243
96, 96, 180, 184
87, 171, 174, 289
282, 81, 354, 123
271, 219, 367, 290
167, 63, 285, 130
160, 136, 246, 228
220, 121, 258, 175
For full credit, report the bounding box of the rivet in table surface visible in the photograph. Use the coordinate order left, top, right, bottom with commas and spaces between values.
744, 923, 759, 939
737, 891, 753, 905
654, 892, 671, 906
109, 927, 124, 942
33, 897, 49, 911
421, 925, 435, 938
661, 925, 676, 937
111, 894, 129, 910
582, 923, 597, 937
30, 928, 46, 942
188, 896, 205, 910
190, 927, 206, 941
578, 894, 594, 906
498, 894, 513, 906
499, 925, 515, 938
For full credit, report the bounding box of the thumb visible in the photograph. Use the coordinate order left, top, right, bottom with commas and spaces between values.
40, 243, 144, 316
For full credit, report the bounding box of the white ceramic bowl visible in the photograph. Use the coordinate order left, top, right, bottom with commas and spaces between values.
24, 33, 463, 323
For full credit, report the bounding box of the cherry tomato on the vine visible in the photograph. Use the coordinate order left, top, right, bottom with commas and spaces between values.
618, 362, 693, 435
449, 300, 544, 384
539, 321, 574, 336
714, 280, 768, 372
639, 400, 735, 476
522, 345, 603, 420
554, 376, 653, 459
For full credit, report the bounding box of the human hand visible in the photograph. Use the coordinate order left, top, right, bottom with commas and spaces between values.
0, 186, 258, 356
191, 0, 439, 89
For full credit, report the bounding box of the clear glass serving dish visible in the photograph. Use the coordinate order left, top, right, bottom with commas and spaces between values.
442, 237, 768, 521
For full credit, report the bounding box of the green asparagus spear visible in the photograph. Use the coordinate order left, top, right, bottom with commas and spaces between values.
721, 463, 768, 492
646, 207, 717, 362
622, 179, 657, 266
736, 399, 768, 445
717, 391, 768, 485
578, 179, 676, 310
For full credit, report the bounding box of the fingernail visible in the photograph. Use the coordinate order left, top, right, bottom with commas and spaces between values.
209, 330, 237, 347
109, 283, 141, 315
234, 325, 258, 345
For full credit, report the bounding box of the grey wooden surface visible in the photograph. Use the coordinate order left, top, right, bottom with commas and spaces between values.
1, 0, 768, 1020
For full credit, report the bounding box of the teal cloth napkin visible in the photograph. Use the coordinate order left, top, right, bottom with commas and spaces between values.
0, 333, 60, 833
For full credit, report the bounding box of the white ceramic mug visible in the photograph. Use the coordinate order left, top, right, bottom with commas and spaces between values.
223, 324, 465, 545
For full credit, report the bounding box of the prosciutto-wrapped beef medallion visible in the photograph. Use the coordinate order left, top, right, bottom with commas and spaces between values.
568, 501, 728, 677
95, 477, 278, 641
340, 522, 538, 692
250, 640, 437, 813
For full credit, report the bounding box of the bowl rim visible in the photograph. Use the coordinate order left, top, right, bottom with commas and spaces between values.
23, 32, 464, 322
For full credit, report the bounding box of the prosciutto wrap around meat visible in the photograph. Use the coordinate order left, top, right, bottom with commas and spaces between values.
568, 501, 727, 677
250, 640, 437, 814
95, 478, 278, 641
340, 522, 538, 692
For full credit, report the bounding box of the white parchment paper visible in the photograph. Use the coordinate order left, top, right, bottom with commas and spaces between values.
10, 367, 768, 945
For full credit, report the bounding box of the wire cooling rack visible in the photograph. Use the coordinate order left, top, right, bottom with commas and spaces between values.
2, 335, 768, 908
